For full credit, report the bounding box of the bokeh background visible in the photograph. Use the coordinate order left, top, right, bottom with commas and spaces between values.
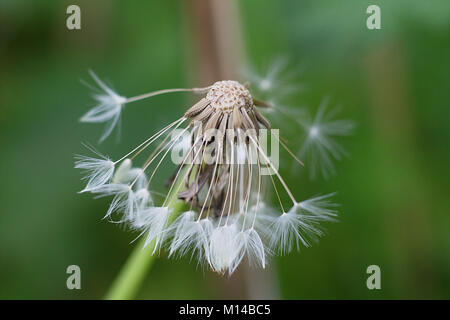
0, 0, 449, 299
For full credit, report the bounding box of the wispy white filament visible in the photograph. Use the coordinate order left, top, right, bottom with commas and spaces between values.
209, 224, 241, 274
80, 71, 127, 142
234, 228, 266, 271
267, 211, 312, 254
91, 183, 131, 220
75, 154, 114, 193
296, 193, 338, 220
244, 57, 303, 102
297, 101, 354, 179
168, 211, 213, 263
267, 193, 339, 254
141, 206, 171, 254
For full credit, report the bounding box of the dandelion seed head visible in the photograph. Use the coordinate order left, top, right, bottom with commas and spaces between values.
75, 69, 350, 275
206, 80, 253, 113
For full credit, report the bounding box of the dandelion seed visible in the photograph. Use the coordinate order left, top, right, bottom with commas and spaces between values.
141, 206, 171, 253
80, 71, 127, 143
244, 57, 304, 103
168, 211, 213, 263
80, 71, 210, 142
127, 188, 152, 224
74, 153, 114, 193
296, 193, 339, 219
209, 224, 242, 275
235, 228, 266, 270
309, 126, 319, 137
267, 211, 317, 254
296, 100, 354, 179
112, 159, 140, 184
92, 183, 131, 220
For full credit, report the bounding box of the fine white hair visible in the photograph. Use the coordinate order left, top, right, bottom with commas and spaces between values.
80, 71, 127, 142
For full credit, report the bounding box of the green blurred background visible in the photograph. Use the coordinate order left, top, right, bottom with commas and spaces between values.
0, 0, 449, 299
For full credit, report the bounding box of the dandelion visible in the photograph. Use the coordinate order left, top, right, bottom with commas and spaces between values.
295, 99, 354, 179
244, 57, 304, 103
76, 72, 351, 276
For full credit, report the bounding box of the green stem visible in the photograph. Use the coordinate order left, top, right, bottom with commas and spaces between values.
104, 169, 188, 300
104, 200, 185, 300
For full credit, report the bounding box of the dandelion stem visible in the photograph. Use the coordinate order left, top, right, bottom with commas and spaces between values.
104, 169, 188, 300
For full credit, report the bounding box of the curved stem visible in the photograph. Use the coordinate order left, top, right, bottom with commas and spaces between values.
104, 168, 188, 300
